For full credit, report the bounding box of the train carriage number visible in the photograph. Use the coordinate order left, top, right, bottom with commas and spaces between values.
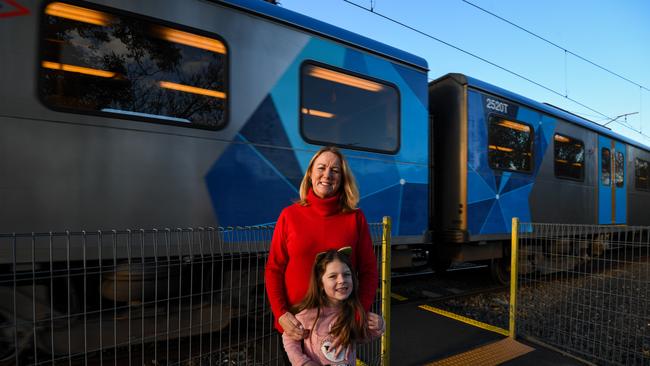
486, 98, 509, 114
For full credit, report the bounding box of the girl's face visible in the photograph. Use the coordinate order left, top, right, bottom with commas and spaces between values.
321, 259, 353, 305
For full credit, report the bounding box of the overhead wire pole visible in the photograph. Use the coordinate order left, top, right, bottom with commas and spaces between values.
564, 50, 569, 98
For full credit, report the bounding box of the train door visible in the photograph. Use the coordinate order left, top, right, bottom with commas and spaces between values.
598, 136, 627, 224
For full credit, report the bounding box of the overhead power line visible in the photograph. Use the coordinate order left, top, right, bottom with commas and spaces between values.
461, 0, 650, 93
339, 0, 650, 141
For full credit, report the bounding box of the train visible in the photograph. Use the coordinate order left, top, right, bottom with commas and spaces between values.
1, 0, 650, 360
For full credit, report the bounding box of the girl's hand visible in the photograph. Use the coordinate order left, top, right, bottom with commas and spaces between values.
367, 312, 385, 331
279, 312, 308, 341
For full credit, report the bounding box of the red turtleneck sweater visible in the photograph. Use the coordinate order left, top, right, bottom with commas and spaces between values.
264, 190, 378, 331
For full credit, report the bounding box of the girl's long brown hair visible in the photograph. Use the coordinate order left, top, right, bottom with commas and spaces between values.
290, 250, 369, 348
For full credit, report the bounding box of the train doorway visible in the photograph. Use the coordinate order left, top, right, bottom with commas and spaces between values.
598, 136, 627, 224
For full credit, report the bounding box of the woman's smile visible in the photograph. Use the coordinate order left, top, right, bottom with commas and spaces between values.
310, 151, 342, 198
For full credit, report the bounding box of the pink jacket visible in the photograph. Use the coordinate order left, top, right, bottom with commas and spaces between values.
282, 306, 384, 366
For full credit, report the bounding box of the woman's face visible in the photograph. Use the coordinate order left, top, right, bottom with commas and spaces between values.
310, 151, 342, 198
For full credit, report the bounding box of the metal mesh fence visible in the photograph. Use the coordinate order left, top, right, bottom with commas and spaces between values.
358, 222, 386, 366
515, 223, 650, 365
0, 223, 389, 366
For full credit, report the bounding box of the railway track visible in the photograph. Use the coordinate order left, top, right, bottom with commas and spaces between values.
390, 265, 506, 305
424, 284, 508, 305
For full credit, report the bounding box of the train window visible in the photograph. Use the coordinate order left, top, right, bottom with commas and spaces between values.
300, 63, 399, 153
614, 151, 624, 187
635, 158, 649, 191
39, 2, 227, 130
487, 116, 533, 173
553, 134, 584, 181
601, 148, 611, 186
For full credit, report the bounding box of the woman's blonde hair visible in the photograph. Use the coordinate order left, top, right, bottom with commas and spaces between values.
291, 249, 369, 348
298, 146, 359, 212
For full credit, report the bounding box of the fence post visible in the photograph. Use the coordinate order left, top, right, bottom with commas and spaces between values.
509, 217, 519, 339
380, 216, 392, 366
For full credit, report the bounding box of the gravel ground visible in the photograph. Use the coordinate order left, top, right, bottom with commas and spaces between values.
514, 260, 650, 366
408, 259, 650, 366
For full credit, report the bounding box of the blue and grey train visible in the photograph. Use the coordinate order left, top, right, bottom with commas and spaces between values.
1, 0, 650, 355
429, 74, 650, 280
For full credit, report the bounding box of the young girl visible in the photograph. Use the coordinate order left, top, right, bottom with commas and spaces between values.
282, 248, 385, 366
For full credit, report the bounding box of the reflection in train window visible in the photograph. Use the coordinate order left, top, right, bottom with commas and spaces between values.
636, 158, 649, 191
615, 151, 624, 188
300, 63, 399, 153
487, 116, 533, 173
553, 134, 584, 181
39, 2, 227, 129
601, 148, 611, 186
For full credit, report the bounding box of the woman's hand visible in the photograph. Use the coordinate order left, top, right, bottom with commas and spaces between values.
367, 312, 385, 331
279, 312, 308, 341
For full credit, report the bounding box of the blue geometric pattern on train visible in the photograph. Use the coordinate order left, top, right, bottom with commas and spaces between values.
207, 37, 428, 235
359, 183, 401, 228
466, 90, 556, 235
344, 48, 428, 235
205, 97, 301, 227
393, 63, 428, 109
397, 182, 428, 234
239, 96, 304, 189
343, 46, 368, 75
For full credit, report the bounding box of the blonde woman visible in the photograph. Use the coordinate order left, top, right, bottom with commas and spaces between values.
265, 146, 380, 357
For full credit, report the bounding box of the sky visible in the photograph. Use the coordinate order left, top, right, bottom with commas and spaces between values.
279, 0, 650, 146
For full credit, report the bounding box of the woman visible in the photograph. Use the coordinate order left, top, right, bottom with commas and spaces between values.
265, 146, 380, 345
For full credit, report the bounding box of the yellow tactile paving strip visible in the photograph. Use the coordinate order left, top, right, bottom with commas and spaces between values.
419, 305, 509, 336
426, 337, 535, 366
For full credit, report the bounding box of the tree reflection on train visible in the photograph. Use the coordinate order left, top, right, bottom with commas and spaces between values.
40, 3, 227, 129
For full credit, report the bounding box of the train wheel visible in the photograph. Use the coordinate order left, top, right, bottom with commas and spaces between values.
489, 258, 510, 285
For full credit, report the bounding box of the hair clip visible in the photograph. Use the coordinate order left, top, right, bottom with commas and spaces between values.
315, 246, 352, 261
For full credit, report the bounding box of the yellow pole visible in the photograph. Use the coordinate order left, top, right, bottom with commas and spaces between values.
509, 217, 519, 339
380, 216, 392, 366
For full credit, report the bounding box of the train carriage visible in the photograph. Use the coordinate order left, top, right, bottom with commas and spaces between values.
0, 0, 429, 245
429, 73, 650, 278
